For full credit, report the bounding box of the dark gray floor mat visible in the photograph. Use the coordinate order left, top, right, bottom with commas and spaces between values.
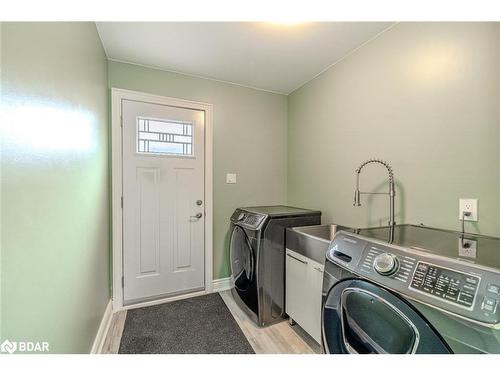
119, 293, 255, 354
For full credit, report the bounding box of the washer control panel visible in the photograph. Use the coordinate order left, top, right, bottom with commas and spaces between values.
409, 262, 480, 310
326, 231, 500, 325
359, 244, 417, 284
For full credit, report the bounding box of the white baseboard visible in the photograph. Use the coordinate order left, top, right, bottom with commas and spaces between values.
90, 300, 113, 354
212, 277, 233, 292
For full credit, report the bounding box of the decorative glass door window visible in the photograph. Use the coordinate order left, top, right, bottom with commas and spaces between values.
136, 117, 193, 156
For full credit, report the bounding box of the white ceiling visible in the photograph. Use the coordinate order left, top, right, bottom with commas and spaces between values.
96, 22, 393, 94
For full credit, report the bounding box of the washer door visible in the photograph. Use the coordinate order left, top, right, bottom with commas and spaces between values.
322, 279, 452, 354
229, 225, 255, 292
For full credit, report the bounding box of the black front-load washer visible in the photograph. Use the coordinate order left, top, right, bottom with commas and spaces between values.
229, 206, 321, 327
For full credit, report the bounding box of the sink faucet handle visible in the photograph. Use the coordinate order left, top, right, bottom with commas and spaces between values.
353, 189, 361, 206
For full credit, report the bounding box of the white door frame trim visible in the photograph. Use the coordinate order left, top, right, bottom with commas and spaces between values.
111, 88, 214, 311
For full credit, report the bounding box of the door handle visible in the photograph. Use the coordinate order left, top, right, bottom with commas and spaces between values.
190, 212, 203, 220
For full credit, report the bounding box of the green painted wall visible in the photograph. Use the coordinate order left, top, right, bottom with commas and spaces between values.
108, 61, 288, 279
287, 23, 500, 236
1, 23, 109, 353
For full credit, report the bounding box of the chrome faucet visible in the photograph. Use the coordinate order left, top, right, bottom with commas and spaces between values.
354, 159, 396, 242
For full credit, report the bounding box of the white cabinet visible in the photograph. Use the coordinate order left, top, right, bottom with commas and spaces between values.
285, 249, 324, 343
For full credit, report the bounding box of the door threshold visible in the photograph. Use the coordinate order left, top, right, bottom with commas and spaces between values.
120, 287, 206, 311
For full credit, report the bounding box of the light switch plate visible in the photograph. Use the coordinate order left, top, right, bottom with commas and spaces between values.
226, 173, 237, 184
459, 198, 478, 221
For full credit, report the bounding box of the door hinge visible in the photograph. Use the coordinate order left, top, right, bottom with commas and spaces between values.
121, 197, 123, 208
121, 276, 124, 288
120, 115, 123, 128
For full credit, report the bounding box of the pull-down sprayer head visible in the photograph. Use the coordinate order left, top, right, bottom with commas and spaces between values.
353, 158, 396, 228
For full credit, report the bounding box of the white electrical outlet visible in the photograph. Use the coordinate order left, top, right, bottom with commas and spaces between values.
226, 173, 237, 184
459, 198, 478, 221
458, 238, 477, 258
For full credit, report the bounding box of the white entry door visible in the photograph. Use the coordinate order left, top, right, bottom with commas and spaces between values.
122, 99, 205, 304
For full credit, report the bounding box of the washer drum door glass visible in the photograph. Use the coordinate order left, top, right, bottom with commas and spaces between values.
230, 226, 254, 291
323, 279, 452, 354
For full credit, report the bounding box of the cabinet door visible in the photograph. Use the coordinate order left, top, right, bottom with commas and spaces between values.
286, 249, 324, 344
285, 250, 309, 326
308, 259, 324, 343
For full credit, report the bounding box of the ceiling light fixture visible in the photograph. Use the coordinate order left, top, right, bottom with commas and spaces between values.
268, 21, 302, 26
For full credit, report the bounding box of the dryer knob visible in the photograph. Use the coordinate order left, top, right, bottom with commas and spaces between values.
237, 212, 246, 221
373, 253, 399, 276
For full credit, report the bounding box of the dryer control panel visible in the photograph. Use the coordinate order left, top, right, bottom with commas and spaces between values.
326, 231, 500, 326
230, 209, 266, 230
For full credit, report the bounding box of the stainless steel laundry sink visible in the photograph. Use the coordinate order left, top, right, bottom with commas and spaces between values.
285, 224, 354, 264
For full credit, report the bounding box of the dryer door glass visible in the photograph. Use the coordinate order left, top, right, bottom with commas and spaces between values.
322, 279, 452, 354
229, 225, 255, 292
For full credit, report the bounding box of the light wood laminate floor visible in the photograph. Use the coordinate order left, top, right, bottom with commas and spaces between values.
219, 290, 320, 354
101, 290, 319, 354
101, 309, 127, 354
